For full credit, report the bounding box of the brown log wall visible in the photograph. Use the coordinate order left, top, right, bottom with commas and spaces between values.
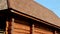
11, 19, 53, 34
13, 23, 30, 34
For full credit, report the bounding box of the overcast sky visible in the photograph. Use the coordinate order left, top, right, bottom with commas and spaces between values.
34, 0, 60, 18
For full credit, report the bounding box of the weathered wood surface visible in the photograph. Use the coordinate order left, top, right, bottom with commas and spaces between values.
0, 0, 7, 10
34, 28, 53, 34
12, 19, 53, 34
12, 19, 30, 34
9, 0, 60, 26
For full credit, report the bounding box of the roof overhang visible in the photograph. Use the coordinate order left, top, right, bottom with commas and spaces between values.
10, 8, 60, 29
1, 0, 59, 29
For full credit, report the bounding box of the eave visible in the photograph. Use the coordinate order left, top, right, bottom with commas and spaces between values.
7, 0, 60, 29
10, 8, 60, 30
8, 0, 60, 27
0, 0, 60, 30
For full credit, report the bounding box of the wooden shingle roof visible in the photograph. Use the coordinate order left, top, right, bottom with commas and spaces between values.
0, 0, 60, 29
8, 0, 60, 27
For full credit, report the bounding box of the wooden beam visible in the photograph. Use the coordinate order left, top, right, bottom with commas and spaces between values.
7, 18, 12, 34
6, 21, 9, 34
55, 31, 58, 34
11, 18, 14, 34
32, 24, 34, 34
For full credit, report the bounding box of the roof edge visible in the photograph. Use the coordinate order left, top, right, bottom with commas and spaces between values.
10, 8, 60, 30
